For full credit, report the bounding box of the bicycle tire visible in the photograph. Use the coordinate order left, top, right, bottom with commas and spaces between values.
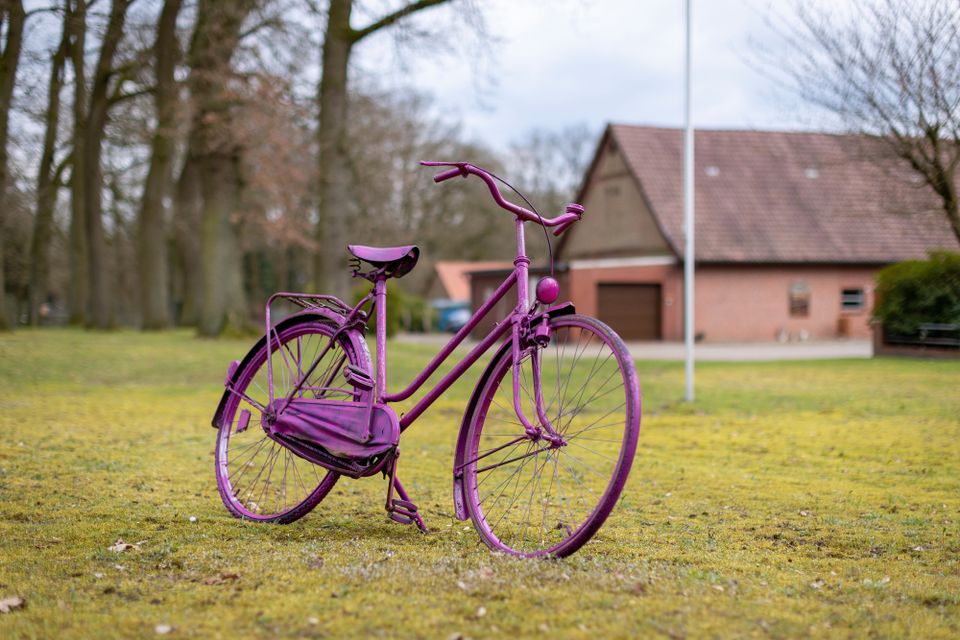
462, 314, 641, 556
215, 314, 372, 523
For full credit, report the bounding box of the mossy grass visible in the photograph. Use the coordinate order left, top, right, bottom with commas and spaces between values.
0, 329, 958, 638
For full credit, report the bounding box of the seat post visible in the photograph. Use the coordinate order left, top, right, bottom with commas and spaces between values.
374, 275, 388, 401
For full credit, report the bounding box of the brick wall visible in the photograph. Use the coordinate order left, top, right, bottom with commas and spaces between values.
565, 262, 879, 342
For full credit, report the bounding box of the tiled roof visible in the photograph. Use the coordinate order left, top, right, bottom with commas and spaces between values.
606, 125, 960, 263
434, 261, 512, 301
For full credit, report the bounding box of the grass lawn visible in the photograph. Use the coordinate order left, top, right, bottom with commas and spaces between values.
0, 328, 958, 639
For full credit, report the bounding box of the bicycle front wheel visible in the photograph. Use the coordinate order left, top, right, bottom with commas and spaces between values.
463, 314, 641, 557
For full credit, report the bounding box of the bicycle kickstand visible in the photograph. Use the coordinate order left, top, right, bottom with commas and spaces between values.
384, 451, 427, 532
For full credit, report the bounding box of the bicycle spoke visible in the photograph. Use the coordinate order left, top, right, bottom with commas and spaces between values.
216, 320, 363, 522
466, 316, 639, 556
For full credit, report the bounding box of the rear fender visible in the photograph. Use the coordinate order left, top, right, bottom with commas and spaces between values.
451, 302, 575, 520
211, 309, 368, 430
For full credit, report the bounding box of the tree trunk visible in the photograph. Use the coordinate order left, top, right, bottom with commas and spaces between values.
173, 155, 202, 325
83, 0, 130, 329
187, 0, 258, 336
314, 0, 452, 300
314, 0, 354, 300
0, 1, 25, 331
138, 0, 182, 329
931, 162, 960, 245
67, 0, 88, 325
28, 14, 69, 326
198, 147, 247, 336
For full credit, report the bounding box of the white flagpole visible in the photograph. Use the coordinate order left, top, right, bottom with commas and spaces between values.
683, 0, 695, 402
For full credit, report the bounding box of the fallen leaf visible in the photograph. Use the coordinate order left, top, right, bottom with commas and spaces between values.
455, 580, 468, 591
203, 572, 240, 586
475, 606, 487, 618
0, 596, 24, 613
108, 539, 144, 553
712, 585, 725, 592
154, 623, 173, 635
809, 579, 825, 590
307, 617, 319, 626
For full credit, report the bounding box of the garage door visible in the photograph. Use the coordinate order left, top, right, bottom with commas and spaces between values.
597, 283, 661, 340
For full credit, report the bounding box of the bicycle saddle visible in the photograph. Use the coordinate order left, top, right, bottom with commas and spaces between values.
347, 244, 420, 279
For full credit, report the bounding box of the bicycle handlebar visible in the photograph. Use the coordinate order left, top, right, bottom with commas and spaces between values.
421, 161, 583, 236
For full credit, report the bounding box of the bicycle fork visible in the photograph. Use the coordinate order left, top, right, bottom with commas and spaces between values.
510, 319, 566, 447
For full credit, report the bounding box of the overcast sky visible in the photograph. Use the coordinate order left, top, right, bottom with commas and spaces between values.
354, 0, 828, 151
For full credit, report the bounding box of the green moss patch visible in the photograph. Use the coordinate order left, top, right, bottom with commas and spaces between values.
1, 329, 958, 638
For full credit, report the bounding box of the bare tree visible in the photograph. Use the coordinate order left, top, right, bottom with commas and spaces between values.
137, 0, 182, 329
761, 0, 960, 243
184, 0, 259, 336
66, 0, 87, 324
344, 89, 513, 296
83, 0, 133, 329
28, 2, 70, 325
314, 0, 473, 299
0, 0, 25, 330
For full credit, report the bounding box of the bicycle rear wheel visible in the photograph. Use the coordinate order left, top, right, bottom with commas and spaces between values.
463, 314, 640, 557
215, 314, 371, 523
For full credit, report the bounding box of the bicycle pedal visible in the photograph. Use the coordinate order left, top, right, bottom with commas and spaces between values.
344, 364, 374, 391
390, 506, 417, 519
392, 498, 418, 512
387, 511, 415, 526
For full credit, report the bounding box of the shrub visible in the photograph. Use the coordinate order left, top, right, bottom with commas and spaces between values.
873, 251, 960, 335
351, 282, 428, 337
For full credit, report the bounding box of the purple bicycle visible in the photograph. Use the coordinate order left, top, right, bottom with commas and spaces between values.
212, 162, 641, 557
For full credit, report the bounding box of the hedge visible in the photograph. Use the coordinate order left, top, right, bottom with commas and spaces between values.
873, 251, 960, 335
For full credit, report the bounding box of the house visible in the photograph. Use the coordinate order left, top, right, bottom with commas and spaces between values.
473, 125, 960, 342
431, 261, 512, 303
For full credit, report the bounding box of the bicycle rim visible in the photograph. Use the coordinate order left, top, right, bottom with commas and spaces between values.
464, 314, 641, 556
215, 317, 368, 522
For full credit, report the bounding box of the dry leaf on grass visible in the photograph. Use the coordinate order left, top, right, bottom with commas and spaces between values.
0, 596, 25, 613
108, 539, 144, 553
154, 623, 173, 634
203, 572, 240, 586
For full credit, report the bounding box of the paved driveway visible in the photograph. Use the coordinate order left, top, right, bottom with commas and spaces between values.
398, 333, 873, 362
623, 339, 873, 361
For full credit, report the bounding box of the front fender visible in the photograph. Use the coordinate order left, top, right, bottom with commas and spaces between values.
451, 302, 575, 520
211, 308, 362, 430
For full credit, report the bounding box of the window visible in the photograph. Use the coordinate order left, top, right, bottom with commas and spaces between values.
841, 288, 865, 312
789, 282, 810, 317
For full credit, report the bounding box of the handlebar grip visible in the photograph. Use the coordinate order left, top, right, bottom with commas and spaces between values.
433, 167, 463, 183
553, 203, 584, 236
553, 219, 576, 236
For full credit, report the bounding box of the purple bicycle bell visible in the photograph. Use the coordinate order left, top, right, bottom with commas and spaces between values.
536, 276, 560, 304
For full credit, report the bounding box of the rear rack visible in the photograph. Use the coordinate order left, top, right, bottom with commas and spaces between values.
264, 292, 361, 410
268, 292, 353, 316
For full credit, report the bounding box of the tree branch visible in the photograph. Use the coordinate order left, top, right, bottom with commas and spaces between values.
53, 150, 73, 188
108, 85, 153, 106
351, 0, 452, 44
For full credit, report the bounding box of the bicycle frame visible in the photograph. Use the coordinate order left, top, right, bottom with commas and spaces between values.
263, 215, 561, 443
